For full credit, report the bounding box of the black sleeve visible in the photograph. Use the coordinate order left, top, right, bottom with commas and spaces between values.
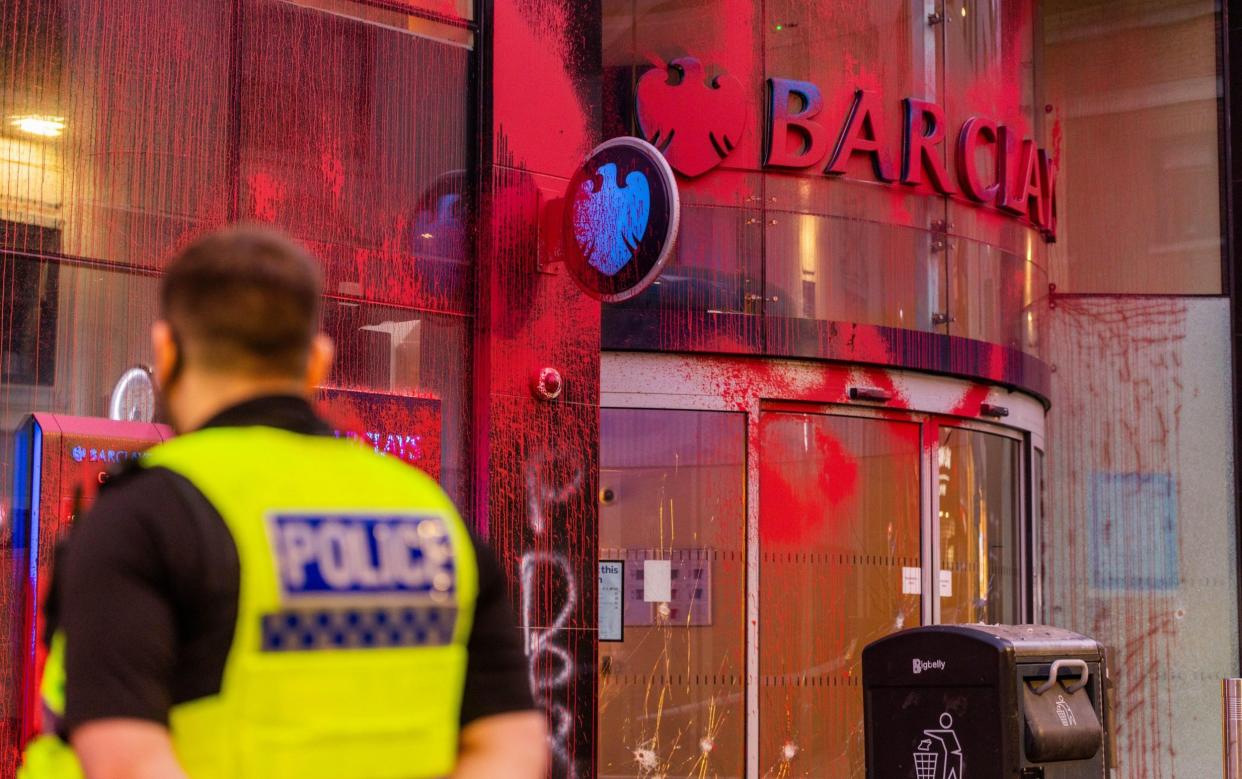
59, 474, 178, 732
57, 467, 239, 735
458, 536, 536, 726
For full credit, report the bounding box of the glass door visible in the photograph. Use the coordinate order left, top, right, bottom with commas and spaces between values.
597, 408, 747, 779
597, 360, 1037, 779
756, 410, 922, 778
935, 424, 1024, 625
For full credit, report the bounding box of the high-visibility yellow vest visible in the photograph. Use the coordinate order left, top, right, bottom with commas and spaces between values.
20, 425, 479, 779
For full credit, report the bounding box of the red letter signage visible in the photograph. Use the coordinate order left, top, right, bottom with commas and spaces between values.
1002, 139, 1046, 228
955, 117, 999, 203
900, 98, 955, 194
1039, 150, 1058, 240
825, 89, 895, 182
765, 78, 828, 169
640, 54, 1061, 241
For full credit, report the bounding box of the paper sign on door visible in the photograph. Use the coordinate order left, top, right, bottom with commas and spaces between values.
902, 567, 922, 595
643, 560, 672, 602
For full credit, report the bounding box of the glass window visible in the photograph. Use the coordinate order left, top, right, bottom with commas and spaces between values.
598, 408, 746, 778
937, 426, 1022, 625
1, 0, 233, 266
758, 411, 921, 778
1041, 0, 1222, 293
598, 0, 1059, 348
0, 5, 474, 763
322, 302, 471, 506
948, 237, 1046, 357
0, 0, 473, 468
240, 0, 471, 313
764, 212, 944, 331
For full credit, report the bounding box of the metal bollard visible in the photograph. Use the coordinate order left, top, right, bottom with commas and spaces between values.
1225, 679, 1242, 778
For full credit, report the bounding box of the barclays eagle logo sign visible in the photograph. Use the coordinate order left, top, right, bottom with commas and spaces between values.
562, 137, 680, 303
571, 162, 651, 277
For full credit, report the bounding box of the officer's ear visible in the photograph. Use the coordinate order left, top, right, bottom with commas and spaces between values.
306, 333, 334, 392
151, 320, 179, 390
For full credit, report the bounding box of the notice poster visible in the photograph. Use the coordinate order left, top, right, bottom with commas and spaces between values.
317, 388, 442, 479
598, 560, 624, 642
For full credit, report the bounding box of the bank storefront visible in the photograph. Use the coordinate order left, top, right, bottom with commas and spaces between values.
0, 0, 1233, 777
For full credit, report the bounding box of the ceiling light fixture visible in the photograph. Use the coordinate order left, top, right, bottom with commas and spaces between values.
9, 115, 65, 138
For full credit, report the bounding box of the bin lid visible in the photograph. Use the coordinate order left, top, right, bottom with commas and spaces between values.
863, 624, 1104, 690
958, 624, 1103, 661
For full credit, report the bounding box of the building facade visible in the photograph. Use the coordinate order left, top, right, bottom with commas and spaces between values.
0, 0, 1235, 777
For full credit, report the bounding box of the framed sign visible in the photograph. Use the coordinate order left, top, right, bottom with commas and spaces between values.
563, 136, 680, 303
317, 387, 442, 479
598, 559, 625, 642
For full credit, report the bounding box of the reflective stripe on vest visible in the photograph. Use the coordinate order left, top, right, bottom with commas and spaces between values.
20, 426, 477, 779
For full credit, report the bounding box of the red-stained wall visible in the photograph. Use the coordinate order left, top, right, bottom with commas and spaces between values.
474, 2, 602, 775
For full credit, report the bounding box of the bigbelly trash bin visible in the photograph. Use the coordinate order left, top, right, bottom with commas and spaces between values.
862, 625, 1110, 779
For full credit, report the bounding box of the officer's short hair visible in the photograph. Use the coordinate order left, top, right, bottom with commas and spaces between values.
161, 225, 323, 377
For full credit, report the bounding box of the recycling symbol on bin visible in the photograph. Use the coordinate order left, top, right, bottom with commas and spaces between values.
914, 712, 965, 779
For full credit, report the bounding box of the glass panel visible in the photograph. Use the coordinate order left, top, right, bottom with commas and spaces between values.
942, 0, 1041, 253
1033, 447, 1044, 618
1, 0, 232, 266
763, 0, 940, 179
598, 409, 746, 779
758, 412, 921, 778
612, 171, 762, 316
240, 0, 471, 313
1041, 0, 1221, 293
764, 212, 943, 331
321, 302, 471, 507
947, 237, 1047, 357
289, 0, 474, 26
937, 426, 1021, 625
1044, 298, 1237, 776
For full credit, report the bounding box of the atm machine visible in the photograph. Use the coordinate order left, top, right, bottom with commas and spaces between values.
1, 414, 172, 772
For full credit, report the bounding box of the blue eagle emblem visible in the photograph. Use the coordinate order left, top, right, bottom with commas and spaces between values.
571, 162, 651, 277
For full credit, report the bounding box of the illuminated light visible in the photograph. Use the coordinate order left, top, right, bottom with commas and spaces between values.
775, 24, 783, 30
799, 215, 818, 276
419, 232, 434, 239
961, 5, 967, 16
9, 114, 65, 138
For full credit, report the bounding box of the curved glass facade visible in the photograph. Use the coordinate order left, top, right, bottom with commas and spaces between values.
601, 0, 1049, 363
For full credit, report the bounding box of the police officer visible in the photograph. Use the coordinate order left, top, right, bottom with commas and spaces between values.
21, 226, 546, 779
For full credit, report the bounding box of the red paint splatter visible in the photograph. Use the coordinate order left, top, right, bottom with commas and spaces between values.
760, 422, 858, 545
950, 383, 991, 418
320, 149, 345, 200
492, 0, 589, 172
248, 171, 285, 222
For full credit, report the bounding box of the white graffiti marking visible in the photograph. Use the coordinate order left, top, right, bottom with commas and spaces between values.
520, 453, 582, 779
521, 552, 578, 691
525, 451, 584, 535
